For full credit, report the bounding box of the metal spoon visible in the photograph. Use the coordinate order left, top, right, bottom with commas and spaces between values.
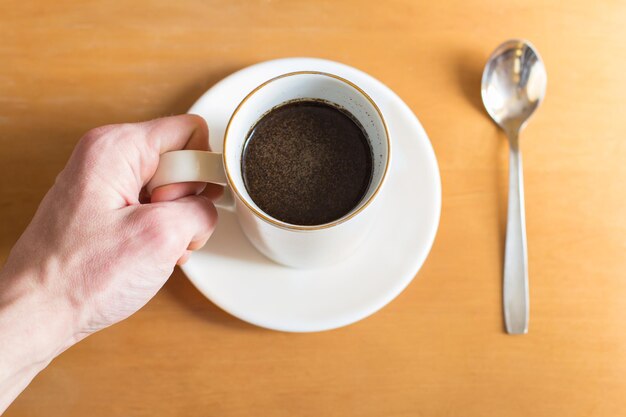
481, 39, 547, 334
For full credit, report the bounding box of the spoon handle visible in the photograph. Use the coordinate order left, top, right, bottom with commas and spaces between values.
504, 131, 529, 334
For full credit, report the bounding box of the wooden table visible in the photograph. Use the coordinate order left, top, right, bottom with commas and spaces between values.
2, 1, 625, 416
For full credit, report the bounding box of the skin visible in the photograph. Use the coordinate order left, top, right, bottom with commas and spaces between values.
0, 115, 221, 413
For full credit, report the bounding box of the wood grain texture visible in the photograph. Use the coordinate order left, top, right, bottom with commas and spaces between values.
1, 0, 625, 416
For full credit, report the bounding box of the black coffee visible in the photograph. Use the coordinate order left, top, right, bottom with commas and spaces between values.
242, 100, 373, 226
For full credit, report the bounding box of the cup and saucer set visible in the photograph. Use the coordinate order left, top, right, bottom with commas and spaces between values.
148, 57, 441, 332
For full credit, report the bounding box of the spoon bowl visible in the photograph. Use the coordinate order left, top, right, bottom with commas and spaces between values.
481, 39, 547, 133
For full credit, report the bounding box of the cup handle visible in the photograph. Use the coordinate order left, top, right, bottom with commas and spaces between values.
146, 150, 235, 210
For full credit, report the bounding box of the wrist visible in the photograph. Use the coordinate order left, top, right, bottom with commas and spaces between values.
0, 263, 81, 374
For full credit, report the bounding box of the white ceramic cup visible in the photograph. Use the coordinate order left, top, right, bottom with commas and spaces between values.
147, 71, 391, 268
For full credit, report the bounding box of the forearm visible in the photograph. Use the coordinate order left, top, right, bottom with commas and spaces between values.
0, 265, 78, 414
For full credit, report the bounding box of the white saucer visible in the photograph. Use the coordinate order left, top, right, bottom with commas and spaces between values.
182, 58, 441, 332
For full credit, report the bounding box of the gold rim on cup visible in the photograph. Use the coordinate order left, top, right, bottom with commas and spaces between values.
222, 71, 391, 231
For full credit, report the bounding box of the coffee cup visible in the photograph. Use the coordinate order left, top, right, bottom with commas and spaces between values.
147, 71, 391, 268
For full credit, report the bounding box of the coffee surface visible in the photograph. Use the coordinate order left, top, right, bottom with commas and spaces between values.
242, 100, 373, 226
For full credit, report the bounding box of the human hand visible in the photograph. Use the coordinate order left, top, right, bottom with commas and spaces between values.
0, 115, 219, 411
